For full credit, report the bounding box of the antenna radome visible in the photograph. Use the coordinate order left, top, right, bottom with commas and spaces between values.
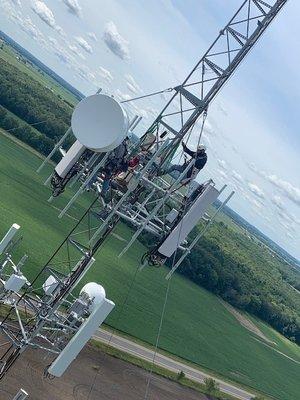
71, 94, 129, 153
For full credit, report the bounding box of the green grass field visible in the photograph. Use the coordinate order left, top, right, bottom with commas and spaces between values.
0, 131, 299, 400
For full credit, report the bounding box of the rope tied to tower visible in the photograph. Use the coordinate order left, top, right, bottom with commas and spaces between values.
142, 169, 198, 400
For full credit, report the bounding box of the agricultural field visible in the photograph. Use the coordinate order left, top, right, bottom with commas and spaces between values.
0, 131, 299, 400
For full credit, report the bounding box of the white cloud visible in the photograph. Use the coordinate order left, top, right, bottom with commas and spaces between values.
62, 0, 81, 16
103, 21, 130, 60
31, 0, 64, 35
20, 17, 41, 38
203, 119, 217, 137
248, 183, 265, 199
248, 162, 258, 173
266, 175, 300, 206
56, 25, 66, 37
76, 64, 89, 78
115, 89, 131, 102
11, 13, 46, 46
76, 65, 100, 86
54, 47, 73, 64
88, 32, 98, 42
1, 1, 17, 21
217, 159, 227, 170
160, 92, 169, 102
125, 74, 142, 95
272, 195, 284, 210
231, 145, 239, 154
202, 132, 212, 148
135, 108, 148, 119
48, 37, 58, 45
278, 219, 294, 233
217, 101, 228, 117
113, 90, 149, 120
11, 0, 21, 6
244, 193, 263, 210
262, 214, 271, 223
277, 209, 294, 224
31, 0, 55, 27
217, 169, 228, 179
276, 205, 300, 225
48, 37, 75, 65
98, 66, 113, 83
232, 170, 243, 183
251, 198, 263, 209
68, 44, 78, 53
145, 107, 158, 118
87, 71, 97, 84
75, 36, 93, 53
68, 44, 85, 59
126, 82, 139, 94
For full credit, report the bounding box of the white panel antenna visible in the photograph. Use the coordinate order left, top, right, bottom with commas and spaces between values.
158, 184, 220, 258
48, 283, 115, 377
55, 140, 86, 179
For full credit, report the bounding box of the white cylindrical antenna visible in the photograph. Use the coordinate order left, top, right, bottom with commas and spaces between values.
0, 224, 20, 256
13, 389, 28, 400
129, 115, 139, 129
130, 116, 142, 131
36, 127, 72, 173
16, 254, 28, 272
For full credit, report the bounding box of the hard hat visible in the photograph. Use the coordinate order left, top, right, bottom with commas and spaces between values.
197, 144, 206, 151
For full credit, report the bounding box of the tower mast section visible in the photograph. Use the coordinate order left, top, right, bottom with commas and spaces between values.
147, 0, 287, 145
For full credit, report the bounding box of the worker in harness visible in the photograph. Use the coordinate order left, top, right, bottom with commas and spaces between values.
160, 142, 207, 184
101, 138, 129, 195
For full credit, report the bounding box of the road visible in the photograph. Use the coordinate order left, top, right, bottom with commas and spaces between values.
94, 329, 255, 400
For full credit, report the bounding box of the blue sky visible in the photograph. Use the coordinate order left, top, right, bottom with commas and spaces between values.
0, 0, 299, 259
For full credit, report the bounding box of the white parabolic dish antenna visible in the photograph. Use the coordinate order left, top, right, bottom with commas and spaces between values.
71, 94, 129, 152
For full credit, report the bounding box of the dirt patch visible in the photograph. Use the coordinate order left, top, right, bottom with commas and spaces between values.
0, 344, 209, 400
220, 299, 275, 345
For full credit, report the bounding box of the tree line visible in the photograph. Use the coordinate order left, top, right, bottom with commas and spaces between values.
181, 222, 300, 344
0, 57, 73, 156
0, 105, 55, 156
140, 221, 300, 345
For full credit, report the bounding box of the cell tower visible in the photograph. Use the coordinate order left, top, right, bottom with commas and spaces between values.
0, 0, 287, 385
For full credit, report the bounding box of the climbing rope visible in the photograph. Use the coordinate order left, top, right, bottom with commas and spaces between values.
142, 168, 199, 399
142, 109, 208, 399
